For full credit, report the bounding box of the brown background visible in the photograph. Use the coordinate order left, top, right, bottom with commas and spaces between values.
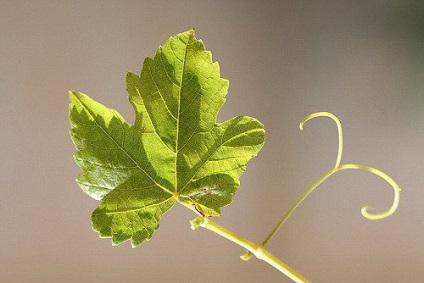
1, 1, 423, 282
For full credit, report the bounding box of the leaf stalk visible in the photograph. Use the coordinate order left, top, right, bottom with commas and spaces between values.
190, 217, 310, 283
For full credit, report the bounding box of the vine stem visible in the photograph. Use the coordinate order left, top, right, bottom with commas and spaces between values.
190, 217, 310, 283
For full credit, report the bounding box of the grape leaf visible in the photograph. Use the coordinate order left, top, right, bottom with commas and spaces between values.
69, 30, 265, 247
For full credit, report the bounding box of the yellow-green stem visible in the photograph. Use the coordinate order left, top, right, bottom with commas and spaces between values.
190, 217, 310, 283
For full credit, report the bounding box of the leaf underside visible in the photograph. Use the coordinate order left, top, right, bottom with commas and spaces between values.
69, 30, 265, 247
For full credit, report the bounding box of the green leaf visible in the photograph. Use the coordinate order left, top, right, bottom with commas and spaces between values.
69, 30, 265, 247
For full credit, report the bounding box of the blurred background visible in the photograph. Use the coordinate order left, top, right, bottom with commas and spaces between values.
1, 1, 423, 282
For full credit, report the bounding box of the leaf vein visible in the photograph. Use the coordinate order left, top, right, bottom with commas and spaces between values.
73, 94, 171, 194
104, 197, 173, 215
147, 62, 177, 121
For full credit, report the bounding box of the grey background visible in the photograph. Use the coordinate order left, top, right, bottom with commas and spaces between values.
1, 1, 423, 282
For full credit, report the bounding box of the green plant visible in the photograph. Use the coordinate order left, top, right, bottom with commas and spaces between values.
69, 30, 400, 282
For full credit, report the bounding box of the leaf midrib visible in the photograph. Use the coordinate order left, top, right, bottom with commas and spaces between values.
175, 35, 190, 192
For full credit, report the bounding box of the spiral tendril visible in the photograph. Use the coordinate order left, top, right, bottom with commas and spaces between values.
241, 111, 401, 261
300, 111, 343, 168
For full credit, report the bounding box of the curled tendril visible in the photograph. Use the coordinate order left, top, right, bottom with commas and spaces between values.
241, 111, 401, 261
300, 112, 401, 220
338, 164, 401, 220
299, 112, 343, 168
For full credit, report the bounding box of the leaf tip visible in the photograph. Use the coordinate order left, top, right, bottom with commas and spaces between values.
69, 90, 76, 102
69, 89, 81, 98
